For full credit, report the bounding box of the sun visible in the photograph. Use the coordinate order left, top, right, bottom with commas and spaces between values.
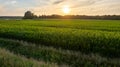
62, 5, 71, 14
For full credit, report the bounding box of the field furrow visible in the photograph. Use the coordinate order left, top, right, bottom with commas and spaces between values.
0, 38, 120, 67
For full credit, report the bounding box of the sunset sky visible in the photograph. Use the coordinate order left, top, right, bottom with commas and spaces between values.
0, 0, 120, 16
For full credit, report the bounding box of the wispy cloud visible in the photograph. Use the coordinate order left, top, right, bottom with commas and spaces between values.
53, 0, 65, 4
68, 0, 101, 8
0, 0, 120, 16
11, 0, 17, 4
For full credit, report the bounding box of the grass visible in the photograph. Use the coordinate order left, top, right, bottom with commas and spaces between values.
0, 47, 60, 67
0, 19, 120, 67
0, 38, 119, 67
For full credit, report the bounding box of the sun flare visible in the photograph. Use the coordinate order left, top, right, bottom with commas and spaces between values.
62, 5, 71, 14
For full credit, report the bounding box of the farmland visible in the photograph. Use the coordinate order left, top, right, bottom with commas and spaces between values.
0, 19, 120, 67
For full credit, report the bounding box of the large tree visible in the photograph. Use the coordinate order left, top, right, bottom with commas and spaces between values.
23, 11, 35, 19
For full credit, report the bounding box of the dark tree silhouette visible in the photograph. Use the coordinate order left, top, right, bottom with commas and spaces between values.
23, 11, 35, 19
22, 11, 120, 20
38, 15, 120, 20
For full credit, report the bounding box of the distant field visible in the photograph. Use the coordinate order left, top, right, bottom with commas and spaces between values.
0, 19, 120, 67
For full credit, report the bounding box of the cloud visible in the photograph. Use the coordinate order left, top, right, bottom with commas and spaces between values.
69, 0, 101, 8
38, 0, 66, 5
11, 0, 17, 4
0, 0, 120, 16
4, 0, 17, 5
53, 0, 65, 4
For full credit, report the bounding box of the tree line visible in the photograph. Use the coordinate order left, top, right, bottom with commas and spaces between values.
23, 11, 120, 20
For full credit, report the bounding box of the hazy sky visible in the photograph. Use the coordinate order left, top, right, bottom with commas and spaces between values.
0, 0, 120, 16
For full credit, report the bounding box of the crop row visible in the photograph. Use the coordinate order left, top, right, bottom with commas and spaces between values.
0, 20, 120, 32
0, 38, 119, 67
0, 48, 59, 67
0, 27, 120, 57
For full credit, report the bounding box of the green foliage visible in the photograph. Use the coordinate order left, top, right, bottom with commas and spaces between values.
0, 48, 59, 67
0, 38, 119, 67
0, 19, 120, 67
0, 20, 120, 57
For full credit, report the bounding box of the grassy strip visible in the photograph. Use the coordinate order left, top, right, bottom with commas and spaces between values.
0, 38, 119, 67
0, 20, 120, 32
0, 28, 120, 58
0, 48, 59, 67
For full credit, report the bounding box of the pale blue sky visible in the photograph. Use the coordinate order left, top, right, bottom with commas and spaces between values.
0, 0, 120, 16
